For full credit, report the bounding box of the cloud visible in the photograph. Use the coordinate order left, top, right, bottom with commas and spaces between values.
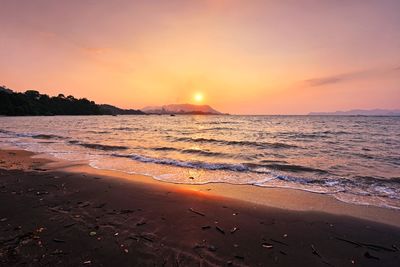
305, 65, 400, 87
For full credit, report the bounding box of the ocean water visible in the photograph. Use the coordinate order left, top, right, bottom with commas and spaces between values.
0, 115, 399, 209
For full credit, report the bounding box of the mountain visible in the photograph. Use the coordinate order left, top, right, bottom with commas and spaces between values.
141, 104, 223, 115
309, 109, 400, 116
99, 104, 145, 115
0, 85, 144, 116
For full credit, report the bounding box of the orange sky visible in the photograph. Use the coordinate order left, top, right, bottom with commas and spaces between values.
1, 0, 399, 114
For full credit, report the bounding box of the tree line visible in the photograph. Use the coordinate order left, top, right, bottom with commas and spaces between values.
0, 86, 144, 116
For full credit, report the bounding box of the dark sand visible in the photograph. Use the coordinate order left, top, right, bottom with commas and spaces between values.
0, 149, 399, 266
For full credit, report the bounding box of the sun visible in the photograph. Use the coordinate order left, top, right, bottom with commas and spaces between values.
194, 93, 204, 103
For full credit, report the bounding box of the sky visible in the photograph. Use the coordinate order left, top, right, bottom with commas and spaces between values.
1, 0, 399, 114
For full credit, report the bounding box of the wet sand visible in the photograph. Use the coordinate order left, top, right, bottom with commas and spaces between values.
0, 149, 399, 266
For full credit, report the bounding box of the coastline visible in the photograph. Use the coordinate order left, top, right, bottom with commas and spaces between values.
1, 148, 400, 266
27, 148, 400, 227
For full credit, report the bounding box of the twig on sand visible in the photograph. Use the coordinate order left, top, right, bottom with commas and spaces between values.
359, 242, 397, 252
189, 208, 205, 217
215, 226, 225, 234
311, 244, 321, 258
230, 227, 239, 234
364, 251, 380, 260
335, 237, 396, 252
270, 238, 289, 246
63, 223, 76, 228
335, 237, 362, 247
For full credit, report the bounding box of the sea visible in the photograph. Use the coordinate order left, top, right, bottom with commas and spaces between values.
0, 115, 399, 209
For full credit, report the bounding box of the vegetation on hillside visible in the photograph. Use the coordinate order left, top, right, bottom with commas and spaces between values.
0, 86, 144, 116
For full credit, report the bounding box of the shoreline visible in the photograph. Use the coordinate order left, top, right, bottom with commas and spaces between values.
1, 148, 400, 266
22, 148, 400, 227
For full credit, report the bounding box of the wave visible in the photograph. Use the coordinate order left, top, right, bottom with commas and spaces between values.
112, 153, 330, 176
244, 163, 328, 174
68, 140, 129, 151
172, 137, 297, 149
113, 153, 250, 172
181, 148, 229, 157
195, 121, 240, 125
151, 146, 179, 152
0, 129, 13, 135
113, 127, 140, 131
32, 134, 67, 140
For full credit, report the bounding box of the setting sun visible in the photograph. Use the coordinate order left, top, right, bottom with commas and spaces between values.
194, 93, 204, 103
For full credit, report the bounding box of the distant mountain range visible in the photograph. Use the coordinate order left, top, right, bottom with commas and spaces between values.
141, 104, 223, 115
309, 109, 400, 116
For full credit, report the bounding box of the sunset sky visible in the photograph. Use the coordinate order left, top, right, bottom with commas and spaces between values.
1, 0, 399, 114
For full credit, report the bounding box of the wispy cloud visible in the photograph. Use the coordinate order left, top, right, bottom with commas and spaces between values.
305, 66, 400, 87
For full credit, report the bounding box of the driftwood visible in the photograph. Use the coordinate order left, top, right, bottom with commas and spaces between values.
270, 238, 289, 246
215, 226, 225, 234
335, 237, 396, 252
189, 208, 205, 217
311, 244, 321, 258
364, 251, 380, 260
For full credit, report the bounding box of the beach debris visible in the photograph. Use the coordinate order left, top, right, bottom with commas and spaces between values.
0, 218, 7, 222
51, 249, 64, 255
262, 242, 274, 249
227, 261, 233, 265
335, 237, 362, 247
52, 238, 66, 243
270, 238, 289, 246
335, 237, 396, 252
364, 251, 380, 260
230, 227, 239, 234
83, 260, 92, 264
89, 231, 97, 237
114, 232, 119, 236
208, 245, 217, 252
360, 242, 396, 252
36, 191, 49, 196
79, 202, 90, 208
232, 212, 239, 216
392, 244, 399, 251
137, 234, 154, 243
283, 234, 288, 238
63, 223, 76, 228
189, 208, 205, 217
233, 244, 239, 248
234, 255, 244, 260
215, 226, 225, 234
201, 225, 211, 230
189, 176, 194, 180
311, 244, 321, 258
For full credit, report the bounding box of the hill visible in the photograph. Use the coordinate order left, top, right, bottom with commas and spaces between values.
0, 85, 144, 116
